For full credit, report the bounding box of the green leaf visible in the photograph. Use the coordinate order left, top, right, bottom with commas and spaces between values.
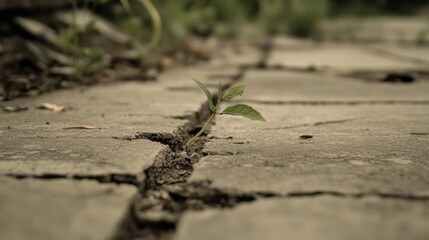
221, 104, 266, 121
193, 78, 215, 112
223, 84, 246, 100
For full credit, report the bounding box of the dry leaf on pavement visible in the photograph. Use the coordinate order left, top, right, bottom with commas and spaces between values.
37, 103, 65, 112
63, 125, 97, 129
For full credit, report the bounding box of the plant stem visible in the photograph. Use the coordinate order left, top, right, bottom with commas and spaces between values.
186, 100, 220, 148
185, 112, 215, 148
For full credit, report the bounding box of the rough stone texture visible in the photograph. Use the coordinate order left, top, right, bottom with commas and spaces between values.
0, 63, 234, 238
240, 70, 429, 102
0, 67, 230, 176
0, 63, 236, 238
182, 44, 429, 238
322, 17, 429, 43
268, 43, 425, 71
189, 69, 429, 196
2, 22, 429, 239
0, 177, 136, 240
190, 104, 429, 195
210, 41, 263, 67
368, 43, 429, 64
175, 197, 429, 240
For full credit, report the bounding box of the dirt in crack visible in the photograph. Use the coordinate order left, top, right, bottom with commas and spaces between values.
114, 41, 276, 240
115, 93, 268, 239
113, 101, 216, 240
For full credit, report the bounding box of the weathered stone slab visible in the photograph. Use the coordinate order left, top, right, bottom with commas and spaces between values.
272, 36, 316, 49
189, 70, 429, 195
0, 177, 136, 240
0, 72, 220, 175
239, 70, 429, 102
161, 65, 241, 81
369, 43, 429, 63
322, 17, 429, 43
210, 42, 263, 67
175, 196, 429, 240
268, 43, 423, 71
190, 104, 429, 195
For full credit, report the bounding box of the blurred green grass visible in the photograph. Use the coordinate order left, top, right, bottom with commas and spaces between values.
115, 0, 426, 39
95, 0, 428, 52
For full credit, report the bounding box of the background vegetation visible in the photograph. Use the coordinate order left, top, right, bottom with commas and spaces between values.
100, 0, 429, 41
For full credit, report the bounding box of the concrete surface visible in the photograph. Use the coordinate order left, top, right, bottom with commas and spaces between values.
176, 196, 429, 240
322, 17, 429, 43
178, 38, 429, 239
2, 33, 429, 240
0, 66, 232, 239
0, 177, 136, 240
0, 73, 219, 176
189, 104, 429, 195
268, 43, 426, 71
239, 70, 429, 102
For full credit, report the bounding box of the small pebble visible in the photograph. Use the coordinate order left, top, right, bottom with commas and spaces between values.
300, 135, 313, 140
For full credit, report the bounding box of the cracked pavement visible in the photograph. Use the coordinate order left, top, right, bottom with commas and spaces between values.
1, 34, 429, 240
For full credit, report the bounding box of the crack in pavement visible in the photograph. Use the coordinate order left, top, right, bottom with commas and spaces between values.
286, 191, 429, 201
113, 38, 429, 239
110, 39, 425, 239
113, 94, 219, 240
115, 181, 429, 239
112, 38, 429, 239
113, 40, 278, 238
135, 132, 181, 151
5, 173, 140, 186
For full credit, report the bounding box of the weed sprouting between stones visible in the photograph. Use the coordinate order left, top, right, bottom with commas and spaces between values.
186, 78, 265, 148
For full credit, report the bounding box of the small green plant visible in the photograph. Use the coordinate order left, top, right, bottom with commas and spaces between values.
186, 78, 266, 148
58, 0, 109, 78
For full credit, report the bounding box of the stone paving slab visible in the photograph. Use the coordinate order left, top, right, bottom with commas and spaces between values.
268, 43, 425, 71
191, 104, 429, 195
0, 65, 236, 239
368, 43, 429, 63
239, 70, 429, 102
0, 69, 227, 175
0, 82, 184, 176
271, 36, 316, 49
175, 196, 429, 240
210, 41, 263, 67
0, 177, 136, 240
161, 65, 241, 81
322, 17, 429, 43
2, 34, 428, 239
181, 42, 429, 240
189, 65, 429, 196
